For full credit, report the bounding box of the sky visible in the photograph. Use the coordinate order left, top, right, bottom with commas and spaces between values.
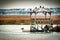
0, 0, 60, 9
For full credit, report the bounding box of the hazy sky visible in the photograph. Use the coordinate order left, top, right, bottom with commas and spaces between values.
0, 0, 60, 9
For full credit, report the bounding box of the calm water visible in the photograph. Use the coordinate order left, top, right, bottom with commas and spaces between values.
0, 32, 60, 40
0, 25, 60, 40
